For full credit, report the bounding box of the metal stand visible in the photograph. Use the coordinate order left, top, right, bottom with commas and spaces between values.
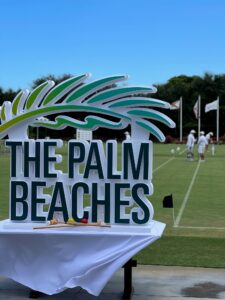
122, 258, 137, 300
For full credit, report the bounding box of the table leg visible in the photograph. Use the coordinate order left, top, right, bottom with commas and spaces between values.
122, 258, 137, 300
28, 289, 45, 298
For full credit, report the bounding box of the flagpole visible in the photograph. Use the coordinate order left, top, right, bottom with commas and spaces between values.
217, 96, 219, 143
198, 95, 201, 139
172, 207, 175, 226
180, 96, 183, 143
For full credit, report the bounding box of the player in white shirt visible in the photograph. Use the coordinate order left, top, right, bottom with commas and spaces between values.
198, 131, 208, 161
124, 131, 131, 140
205, 132, 213, 152
186, 129, 196, 160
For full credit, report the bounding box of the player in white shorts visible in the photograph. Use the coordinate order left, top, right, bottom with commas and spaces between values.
198, 131, 208, 161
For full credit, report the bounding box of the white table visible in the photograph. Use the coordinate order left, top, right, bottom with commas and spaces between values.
0, 220, 165, 296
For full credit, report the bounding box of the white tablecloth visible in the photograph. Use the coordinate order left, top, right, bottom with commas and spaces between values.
0, 220, 165, 296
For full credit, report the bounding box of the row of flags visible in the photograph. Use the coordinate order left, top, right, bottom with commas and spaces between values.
193, 98, 219, 118
170, 98, 219, 116
170, 97, 220, 142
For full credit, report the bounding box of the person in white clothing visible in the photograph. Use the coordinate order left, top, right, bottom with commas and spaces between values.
205, 132, 213, 152
186, 129, 196, 160
198, 131, 208, 161
124, 131, 131, 140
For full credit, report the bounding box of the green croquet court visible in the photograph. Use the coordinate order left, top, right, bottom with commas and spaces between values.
1, 141, 225, 268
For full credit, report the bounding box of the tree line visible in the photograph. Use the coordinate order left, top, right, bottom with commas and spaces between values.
1, 72, 225, 141
153, 73, 225, 141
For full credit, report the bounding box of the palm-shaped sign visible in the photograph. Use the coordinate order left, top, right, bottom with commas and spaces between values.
0, 74, 175, 141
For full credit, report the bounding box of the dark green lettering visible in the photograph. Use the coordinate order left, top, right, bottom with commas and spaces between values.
43, 141, 57, 178
71, 182, 89, 222
84, 143, 104, 179
91, 183, 110, 222
132, 183, 150, 224
115, 183, 130, 224
10, 181, 28, 221
31, 181, 46, 221
48, 182, 68, 222
123, 143, 149, 179
24, 141, 41, 177
69, 142, 86, 178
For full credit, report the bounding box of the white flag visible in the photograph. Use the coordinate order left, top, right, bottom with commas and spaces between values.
170, 100, 180, 110
205, 99, 218, 113
193, 100, 199, 119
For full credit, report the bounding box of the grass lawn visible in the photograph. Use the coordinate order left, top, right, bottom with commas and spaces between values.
1, 141, 225, 267
136, 236, 225, 268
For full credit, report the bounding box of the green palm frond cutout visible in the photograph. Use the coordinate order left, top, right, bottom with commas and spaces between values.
12, 90, 29, 115
108, 98, 170, 109
0, 74, 175, 141
65, 75, 127, 103
86, 87, 157, 104
25, 81, 54, 110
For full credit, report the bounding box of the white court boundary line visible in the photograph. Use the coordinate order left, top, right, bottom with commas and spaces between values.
152, 148, 224, 230
153, 148, 186, 173
173, 161, 201, 228
153, 157, 175, 173
178, 225, 225, 230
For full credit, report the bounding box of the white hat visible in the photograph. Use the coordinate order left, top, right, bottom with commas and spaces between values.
190, 130, 196, 134
200, 131, 205, 135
